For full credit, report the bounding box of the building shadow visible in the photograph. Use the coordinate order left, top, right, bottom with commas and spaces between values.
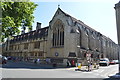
103, 77, 120, 80
103, 73, 120, 80
2, 60, 55, 69
2, 60, 71, 69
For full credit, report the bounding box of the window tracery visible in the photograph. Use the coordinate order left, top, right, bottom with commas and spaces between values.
52, 20, 64, 47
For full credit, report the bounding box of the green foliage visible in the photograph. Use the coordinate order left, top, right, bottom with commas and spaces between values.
1, 1, 38, 42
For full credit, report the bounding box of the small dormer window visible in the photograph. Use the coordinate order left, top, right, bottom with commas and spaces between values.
91, 31, 94, 38
70, 29, 75, 33
74, 21, 77, 26
84, 28, 88, 36
82, 27, 86, 31
86, 28, 89, 35
78, 24, 83, 30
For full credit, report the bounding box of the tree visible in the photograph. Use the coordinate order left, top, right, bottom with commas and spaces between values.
1, 1, 38, 42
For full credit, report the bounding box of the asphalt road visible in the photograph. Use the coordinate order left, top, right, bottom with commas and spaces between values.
1, 61, 119, 79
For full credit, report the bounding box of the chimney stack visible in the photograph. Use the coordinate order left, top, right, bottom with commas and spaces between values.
36, 22, 41, 30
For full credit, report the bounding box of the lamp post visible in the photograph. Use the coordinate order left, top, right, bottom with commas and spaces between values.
43, 37, 45, 59
108, 2, 120, 79
115, 1, 120, 73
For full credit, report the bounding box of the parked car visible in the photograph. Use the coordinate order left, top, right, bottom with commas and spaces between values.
2, 56, 7, 64
109, 60, 116, 65
99, 58, 110, 66
113, 60, 119, 64
7, 56, 12, 60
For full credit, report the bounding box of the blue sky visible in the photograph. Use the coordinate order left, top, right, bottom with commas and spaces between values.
32, 0, 119, 43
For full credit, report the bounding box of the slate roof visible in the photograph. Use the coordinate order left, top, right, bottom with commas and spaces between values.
57, 8, 117, 44
58, 8, 99, 33
10, 26, 49, 43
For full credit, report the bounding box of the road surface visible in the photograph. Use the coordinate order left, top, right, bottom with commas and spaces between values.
0, 61, 118, 79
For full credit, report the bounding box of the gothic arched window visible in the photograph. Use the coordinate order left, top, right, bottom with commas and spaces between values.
52, 20, 64, 47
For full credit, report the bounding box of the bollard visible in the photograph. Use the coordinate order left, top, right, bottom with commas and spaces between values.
94, 63, 96, 68
75, 63, 82, 71
78, 63, 82, 70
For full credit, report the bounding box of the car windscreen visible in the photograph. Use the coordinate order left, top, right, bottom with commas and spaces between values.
100, 60, 106, 61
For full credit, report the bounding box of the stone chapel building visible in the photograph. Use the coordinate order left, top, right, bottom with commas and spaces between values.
3, 8, 119, 66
